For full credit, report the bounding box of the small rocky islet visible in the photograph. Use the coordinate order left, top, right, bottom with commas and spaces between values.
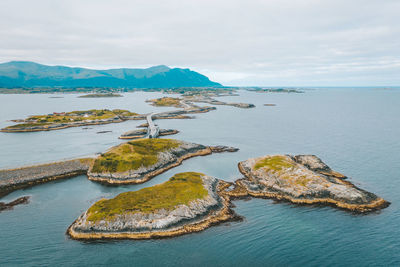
147, 96, 255, 109
78, 93, 123, 98
0, 196, 30, 212
87, 138, 238, 184
67, 172, 237, 240
230, 154, 389, 212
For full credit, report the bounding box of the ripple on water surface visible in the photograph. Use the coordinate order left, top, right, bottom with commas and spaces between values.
0, 89, 400, 266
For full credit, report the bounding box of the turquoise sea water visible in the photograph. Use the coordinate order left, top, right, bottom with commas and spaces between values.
0, 88, 399, 266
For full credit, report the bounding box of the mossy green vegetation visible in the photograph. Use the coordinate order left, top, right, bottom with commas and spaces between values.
87, 172, 208, 221
295, 175, 311, 186
7, 122, 51, 129
254, 155, 295, 171
150, 97, 182, 107
91, 138, 181, 173
4, 109, 137, 129
78, 158, 94, 166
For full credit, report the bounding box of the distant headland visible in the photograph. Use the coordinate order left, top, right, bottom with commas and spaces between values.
0, 61, 221, 88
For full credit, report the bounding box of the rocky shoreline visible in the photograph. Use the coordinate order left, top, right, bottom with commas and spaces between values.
88, 141, 238, 185
0, 151, 390, 241
231, 154, 389, 213
119, 129, 179, 140
66, 152, 391, 241
0, 107, 212, 133
0, 196, 30, 212
187, 96, 255, 109
0, 159, 92, 197
0, 115, 146, 133
67, 173, 240, 240
0, 141, 239, 196
147, 95, 255, 110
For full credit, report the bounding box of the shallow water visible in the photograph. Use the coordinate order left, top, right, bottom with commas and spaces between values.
0, 88, 399, 266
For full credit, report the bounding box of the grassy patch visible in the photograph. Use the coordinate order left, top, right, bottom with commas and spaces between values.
254, 155, 295, 171
296, 175, 312, 186
4, 109, 137, 129
111, 109, 138, 117
150, 97, 182, 107
87, 172, 209, 221
7, 122, 51, 128
78, 158, 94, 166
91, 139, 181, 173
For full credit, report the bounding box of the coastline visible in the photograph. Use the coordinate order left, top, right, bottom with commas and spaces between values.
236, 162, 390, 213
0, 159, 91, 197
0, 117, 144, 133
67, 180, 239, 240
87, 147, 213, 185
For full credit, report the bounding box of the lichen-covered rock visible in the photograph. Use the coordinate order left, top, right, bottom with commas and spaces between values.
88, 139, 212, 184
67, 173, 236, 240
236, 154, 389, 212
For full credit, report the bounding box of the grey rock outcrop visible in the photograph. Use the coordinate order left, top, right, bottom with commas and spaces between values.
237, 154, 389, 212
71, 175, 222, 234
88, 141, 212, 184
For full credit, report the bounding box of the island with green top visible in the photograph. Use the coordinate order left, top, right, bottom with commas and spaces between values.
67, 172, 237, 240
1, 109, 142, 132
146, 97, 183, 107
227, 154, 390, 212
147, 95, 255, 109
88, 138, 238, 184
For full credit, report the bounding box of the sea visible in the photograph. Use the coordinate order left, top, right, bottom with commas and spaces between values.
0, 88, 399, 266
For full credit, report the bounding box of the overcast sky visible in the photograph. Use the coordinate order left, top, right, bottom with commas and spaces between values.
1, 0, 399, 86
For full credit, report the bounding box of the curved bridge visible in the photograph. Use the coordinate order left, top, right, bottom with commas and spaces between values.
146, 113, 160, 138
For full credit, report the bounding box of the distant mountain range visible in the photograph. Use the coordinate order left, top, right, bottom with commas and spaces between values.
0, 61, 221, 88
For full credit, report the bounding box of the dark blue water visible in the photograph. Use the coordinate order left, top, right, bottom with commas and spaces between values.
0, 88, 399, 266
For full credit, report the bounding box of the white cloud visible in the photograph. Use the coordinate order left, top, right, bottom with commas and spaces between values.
0, 0, 399, 86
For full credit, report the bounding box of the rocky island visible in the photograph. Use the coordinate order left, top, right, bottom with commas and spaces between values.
78, 93, 123, 98
0, 196, 30, 212
67, 172, 237, 240
1, 109, 141, 132
229, 154, 389, 212
146, 97, 183, 108
246, 88, 304, 93
184, 95, 255, 109
147, 95, 255, 110
88, 138, 238, 184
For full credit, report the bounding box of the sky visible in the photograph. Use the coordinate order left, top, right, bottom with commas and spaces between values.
0, 0, 399, 86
